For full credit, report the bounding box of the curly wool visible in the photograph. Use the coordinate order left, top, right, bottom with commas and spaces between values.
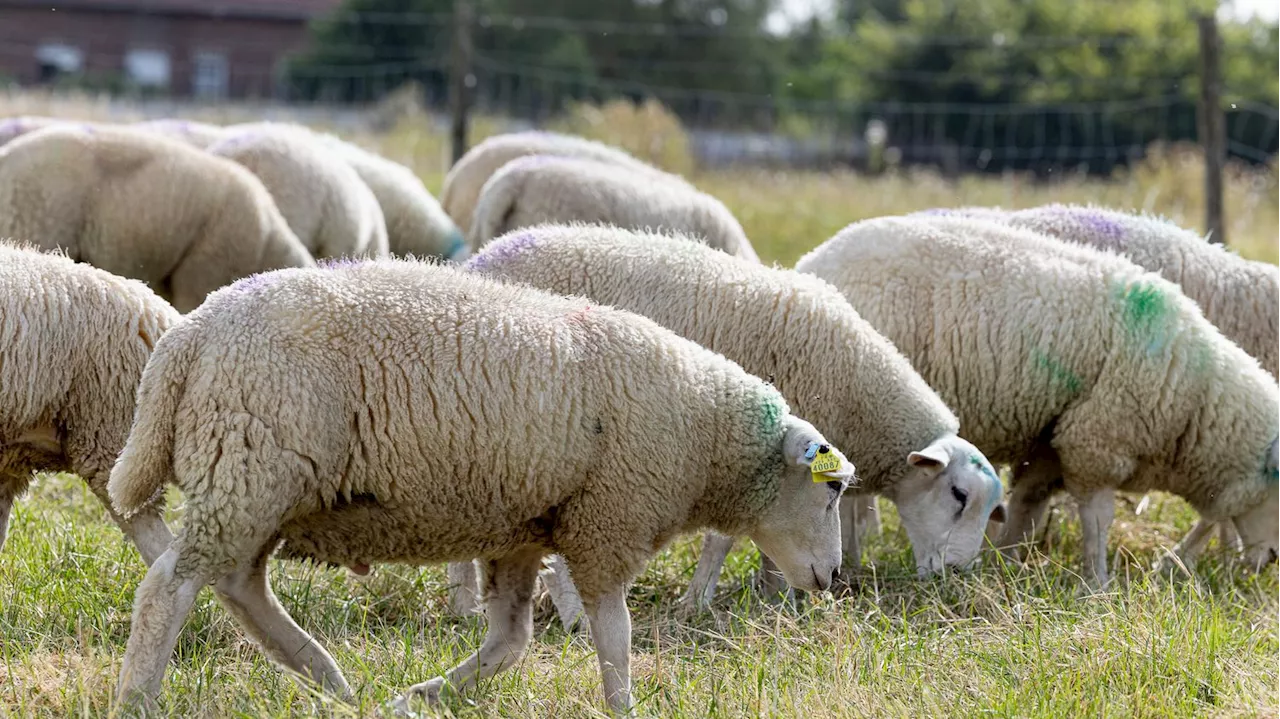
797, 216, 1279, 519
210, 124, 389, 261
0, 242, 179, 555
994, 204, 1279, 380
0, 125, 315, 313
441, 130, 692, 236
468, 224, 954, 494
108, 259, 810, 599
467, 156, 758, 261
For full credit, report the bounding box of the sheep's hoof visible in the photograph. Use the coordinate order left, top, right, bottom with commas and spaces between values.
388, 678, 447, 717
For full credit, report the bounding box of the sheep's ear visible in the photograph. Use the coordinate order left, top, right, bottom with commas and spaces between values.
989, 502, 1007, 524
782, 420, 855, 482
907, 440, 950, 472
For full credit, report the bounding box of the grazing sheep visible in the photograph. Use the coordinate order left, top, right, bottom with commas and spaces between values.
467, 156, 759, 261
462, 225, 1003, 620
0, 125, 315, 312
797, 216, 1279, 586
441, 130, 692, 236
209, 125, 389, 260
314, 133, 468, 261
108, 259, 854, 714
222, 120, 466, 261
0, 242, 179, 564
132, 118, 230, 148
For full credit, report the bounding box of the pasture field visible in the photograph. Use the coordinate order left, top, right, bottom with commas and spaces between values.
0, 92, 1277, 718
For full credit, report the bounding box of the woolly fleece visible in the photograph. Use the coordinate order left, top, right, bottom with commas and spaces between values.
0, 125, 316, 312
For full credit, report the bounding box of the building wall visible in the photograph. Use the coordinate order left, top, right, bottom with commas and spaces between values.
0, 6, 312, 98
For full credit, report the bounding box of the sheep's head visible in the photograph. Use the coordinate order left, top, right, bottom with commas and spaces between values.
1234, 438, 1279, 571
889, 435, 1006, 576
746, 416, 854, 594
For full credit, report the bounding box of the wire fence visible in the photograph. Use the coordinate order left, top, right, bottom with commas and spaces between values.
1, 9, 1277, 173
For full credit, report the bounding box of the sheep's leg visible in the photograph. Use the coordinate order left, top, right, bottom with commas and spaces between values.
851, 493, 881, 543
214, 546, 350, 699
756, 553, 794, 604
1076, 488, 1115, 589
115, 546, 210, 705
393, 547, 542, 711
445, 560, 483, 616
996, 446, 1062, 560
0, 491, 13, 553
117, 509, 175, 566
1156, 518, 1217, 575
540, 554, 588, 631
680, 532, 735, 609
1218, 520, 1242, 553
584, 586, 633, 714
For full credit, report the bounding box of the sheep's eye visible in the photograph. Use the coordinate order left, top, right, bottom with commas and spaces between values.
951, 486, 968, 508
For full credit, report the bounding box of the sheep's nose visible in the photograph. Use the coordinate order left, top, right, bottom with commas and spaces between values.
1268, 548, 1278, 565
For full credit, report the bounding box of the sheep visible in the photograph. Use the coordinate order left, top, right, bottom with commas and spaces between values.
0, 242, 179, 564
441, 130, 693, 236
0, 125, 316, 313
796, 215, 1280, 586
132, 118, 230, 148
312, 132, 468, 261
220, 120, 466, 262
107, 258, 855, 714
467, 155, 759, 261
208, 125, 390, 260
459, 224, 1004, 620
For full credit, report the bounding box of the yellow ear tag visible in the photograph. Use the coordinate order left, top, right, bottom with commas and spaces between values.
809, 444, 843, 481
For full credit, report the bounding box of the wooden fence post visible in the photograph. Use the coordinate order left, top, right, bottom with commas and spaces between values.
1197, 13, 1226, 245
448, 0, 474, 167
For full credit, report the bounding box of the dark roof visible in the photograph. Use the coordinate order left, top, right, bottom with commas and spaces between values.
0, 0, 342, 20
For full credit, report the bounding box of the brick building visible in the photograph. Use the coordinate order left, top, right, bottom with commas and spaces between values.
0, 0, 340, 99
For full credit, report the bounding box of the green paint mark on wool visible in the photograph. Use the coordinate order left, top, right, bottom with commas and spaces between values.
757, 390, 786, 437
1031, 349, 1082, 396
1114, 279, 1176, 355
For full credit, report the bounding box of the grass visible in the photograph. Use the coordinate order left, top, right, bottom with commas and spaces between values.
0, 90, 1277, 717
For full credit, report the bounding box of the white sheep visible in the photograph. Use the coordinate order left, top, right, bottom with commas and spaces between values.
220, 120, 467, 262
467, 155, 759, 261
209, 124, 390, 260
461, 225, 1003, 621
441, 130, 692, 236
313, 132, 468, 261
0, 125, 316, 313
132, 118, 230, 148
107, 258, 855, 714
797, 216, 1279, 586
0, 242, 179, 563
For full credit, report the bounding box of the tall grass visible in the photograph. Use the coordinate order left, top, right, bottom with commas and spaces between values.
0, 90, 1276, 718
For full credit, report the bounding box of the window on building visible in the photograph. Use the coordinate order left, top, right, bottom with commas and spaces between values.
192, 51, 229, 100
125, 48, 171, 88
35, 43, 83, 82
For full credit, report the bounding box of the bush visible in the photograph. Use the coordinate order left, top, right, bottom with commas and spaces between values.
550, 98, 696, 175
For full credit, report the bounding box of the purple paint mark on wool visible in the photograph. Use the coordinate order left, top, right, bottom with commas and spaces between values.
227, 271, 279, 293
464, 231, 541, 272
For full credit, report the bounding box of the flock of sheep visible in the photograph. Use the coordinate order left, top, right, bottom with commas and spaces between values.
0, 116, 1275, 715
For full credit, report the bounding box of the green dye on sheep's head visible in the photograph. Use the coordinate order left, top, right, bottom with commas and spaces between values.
1031, 348, 1083, 396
